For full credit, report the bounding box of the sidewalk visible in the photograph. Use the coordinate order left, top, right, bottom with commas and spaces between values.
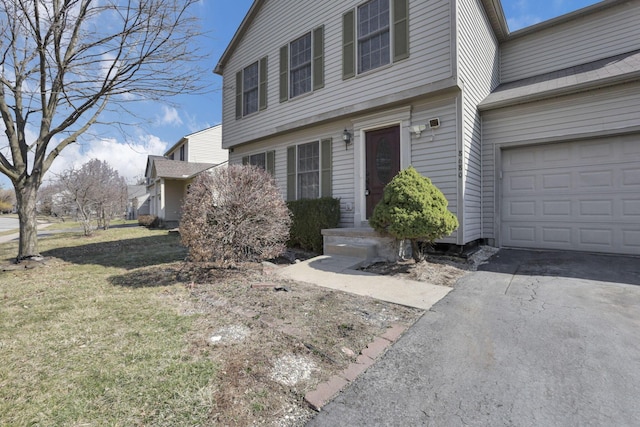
0, 222, 53, 244
276, 255, 451, 311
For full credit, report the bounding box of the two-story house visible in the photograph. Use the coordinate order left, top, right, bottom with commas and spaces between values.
214, 0, 640, 256
145, 125, 228, 227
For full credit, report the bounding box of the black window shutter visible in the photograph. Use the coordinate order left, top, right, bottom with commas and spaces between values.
342, 10, 355, 79
259, 57, 268, 110
313, 26, 325, 90
286, 146, 296, 201
242, 156, 249, 165
266, 150, 275, 176
235, 71, 242, 119
393, 0, 409, 62
320, 138, 332, 198
279, 45, 289, 103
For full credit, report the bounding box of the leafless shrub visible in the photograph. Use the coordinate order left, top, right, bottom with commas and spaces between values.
180, 165, 291, 267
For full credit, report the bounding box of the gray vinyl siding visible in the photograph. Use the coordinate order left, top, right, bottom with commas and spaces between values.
481, 82, 640, 240
456, 0, 499, 243
410, 96, 460, 244
220, 0, 453, 149
501, 2, 640, 83
185, 126, 228, 164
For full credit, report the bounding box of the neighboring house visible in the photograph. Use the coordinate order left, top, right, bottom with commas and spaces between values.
214, 0, 640, 256
145, 125, 228, 227
127, 185, 149, 219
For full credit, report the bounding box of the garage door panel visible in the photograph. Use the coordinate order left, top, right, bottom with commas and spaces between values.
501, 135, 640, 255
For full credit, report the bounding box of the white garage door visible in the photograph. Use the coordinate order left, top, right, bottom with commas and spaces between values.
501, 135, 640, 255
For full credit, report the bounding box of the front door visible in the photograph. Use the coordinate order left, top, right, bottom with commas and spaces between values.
366, 125, 401, 218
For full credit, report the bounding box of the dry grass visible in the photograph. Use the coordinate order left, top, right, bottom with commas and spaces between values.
0, 225, 425, 426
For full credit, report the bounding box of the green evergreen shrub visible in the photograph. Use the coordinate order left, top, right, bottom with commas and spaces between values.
287, 197, 340, 253
369, 166, 458, 262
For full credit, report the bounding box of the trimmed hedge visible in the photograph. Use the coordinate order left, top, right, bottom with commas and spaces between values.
287, 197, 340, 253
138, 215, 160, 228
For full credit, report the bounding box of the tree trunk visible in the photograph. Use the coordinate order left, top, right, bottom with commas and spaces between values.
410, 239, 425, 263
15, 183, 40, 261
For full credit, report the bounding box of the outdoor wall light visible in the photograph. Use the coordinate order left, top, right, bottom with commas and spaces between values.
342, 128, 352, 150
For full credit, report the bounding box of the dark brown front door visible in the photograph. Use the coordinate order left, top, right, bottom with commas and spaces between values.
366, 125, 400, 218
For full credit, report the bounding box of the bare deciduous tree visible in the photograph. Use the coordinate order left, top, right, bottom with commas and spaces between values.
0, 0, 205, 260
56, 159, 127, 235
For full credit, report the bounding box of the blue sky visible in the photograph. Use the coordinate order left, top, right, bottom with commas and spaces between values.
0, 0, 602, 189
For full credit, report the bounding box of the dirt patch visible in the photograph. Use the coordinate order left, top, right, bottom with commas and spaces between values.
360, 246, 499, 286
166, 261, 422, 426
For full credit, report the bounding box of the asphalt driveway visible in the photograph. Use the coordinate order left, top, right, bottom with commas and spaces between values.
308, 249, 640, 426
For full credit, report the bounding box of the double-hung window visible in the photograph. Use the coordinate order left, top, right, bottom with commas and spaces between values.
297, 142, 320, 199
243, 62, 259, 116
342, 0, 409, 79
358, 0, 390, 73
242, 151, 275, 176
286, 138, 332, 201
235, 57, 268, 119
280, 27, 324, 102
289, 33, 312, 98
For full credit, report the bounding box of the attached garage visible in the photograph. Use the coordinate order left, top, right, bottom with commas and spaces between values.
500, 135, 640, 255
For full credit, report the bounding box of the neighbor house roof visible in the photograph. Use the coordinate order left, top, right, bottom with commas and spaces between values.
152, 159, 215, 180
479, 49, 640, 110
127, 185, 147, 199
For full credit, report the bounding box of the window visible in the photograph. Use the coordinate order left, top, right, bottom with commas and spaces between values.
290, 33, 312, 98
168, 153, 174, 160
286, 138, 332, 201
358, 0, 390, 73
242, 151, 275, 176
179, 145, 185, 161
280, 27, 324, 103
342, 0, 408, 79
243, 62, 259, 116
235, 57, 268, 119
297, 142, 319, 199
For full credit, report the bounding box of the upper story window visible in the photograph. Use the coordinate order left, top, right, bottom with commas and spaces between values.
358, 0, 390, 73
280, 26, 324, 103
290, 33, 312, 98
179, 144, 185, 161
243, 62, 259, 115
342, 0, 409, 79
235, 57, 267, 119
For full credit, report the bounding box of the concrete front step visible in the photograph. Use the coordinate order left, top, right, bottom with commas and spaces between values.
322, 227, 400, 261
324, 242, 378, 259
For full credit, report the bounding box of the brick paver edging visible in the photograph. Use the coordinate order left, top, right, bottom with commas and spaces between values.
304, 323, 407, 411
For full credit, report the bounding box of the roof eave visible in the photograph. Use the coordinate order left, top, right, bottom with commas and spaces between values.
481, 0, 510, 42
479, 72, 640, 111
214, 0, 263, 75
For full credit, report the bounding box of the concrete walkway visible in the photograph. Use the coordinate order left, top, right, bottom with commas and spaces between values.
0, 222, 53, 244
276, 255, 451, 310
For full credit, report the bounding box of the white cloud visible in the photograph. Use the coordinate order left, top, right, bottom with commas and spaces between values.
45, 135, 168, 184
158, 105, 184, 127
